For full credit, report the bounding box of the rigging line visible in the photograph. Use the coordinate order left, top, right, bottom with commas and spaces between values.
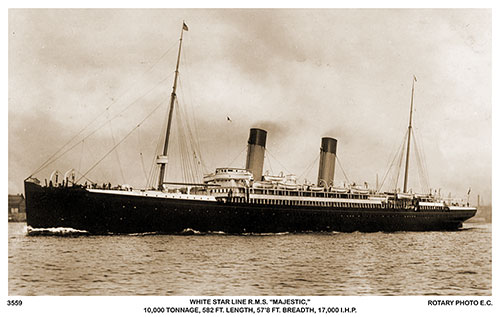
177, 100, 198, 182
181, 51, 201, 136
165, 108, 178, 181
412, 130, 429, 192
176, 88, 203, 179
395, 142, 407, 190
410, 99, 430, 192
415, 138, 429, 192
173, 112, 181, 180
177, 76, 207, 174
148, 167, 156, 188
377, 132, 408, 192
182, 137, 191, 182
139, 152, 148, 185
265, 148, 291, 174
394, 130, 408, 191
389, 133, 407, 191
180, 48, 205, 172
393, 138, 405, 191
297, 154, 319, 181
413, 127, 430, 190
333, 153, 351, 185
226, 145, 247, 167
76, 96, 169, 183
32, 77, 171, 176
140, 41, 179, 80
108, 120, 126, 184
147, 152, 159, 188
73, 169, 95, 184
175, 104, 190, 182
78, 140, 85, 174
83, 136, 109, 181
378, 126, 408, 190
147, 164, 159, 189
175, 98, 198, 182
411, 131, 422, 190
136, 127, 149, 185
265, 151, 274, 175
29, 43, 178, 178
412, 134, 426, 192
148, 98, 170, 187
409, 102, 424, 191
395, 132, 408, 187
147, 111, 166, 188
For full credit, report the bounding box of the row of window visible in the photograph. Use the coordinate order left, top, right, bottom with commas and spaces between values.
250, 188, 368, 200
212, 187, 370, 200
420, 206, 445, 210
239, 198, 382, 209
217, 168, 247, 173
212, 188, 239, 193
340, 214, 436, 218
225, 198, 447, 212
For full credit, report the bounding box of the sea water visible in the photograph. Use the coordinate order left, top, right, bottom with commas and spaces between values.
8, 222, 491, 296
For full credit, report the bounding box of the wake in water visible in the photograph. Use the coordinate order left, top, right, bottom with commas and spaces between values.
25, 226, 344, 237
178, 229, 344, 236
27, 226, 90, 236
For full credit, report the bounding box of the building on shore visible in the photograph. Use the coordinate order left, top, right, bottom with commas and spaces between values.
8, 194, 26, 222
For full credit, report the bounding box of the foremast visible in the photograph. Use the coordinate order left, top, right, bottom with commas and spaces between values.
403, 75, 416, 193
157, 22, 189, 189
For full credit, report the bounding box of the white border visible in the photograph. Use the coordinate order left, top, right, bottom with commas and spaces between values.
3, 2, 497, 317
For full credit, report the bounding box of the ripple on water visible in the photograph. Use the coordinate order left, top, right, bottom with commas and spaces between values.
8, 222, 492, 296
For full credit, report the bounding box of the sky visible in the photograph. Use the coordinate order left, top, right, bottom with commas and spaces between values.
8, 8, 491, 203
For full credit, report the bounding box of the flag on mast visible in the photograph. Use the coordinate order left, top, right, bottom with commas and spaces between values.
183, 22, 189, 31
413, 75, 417, 82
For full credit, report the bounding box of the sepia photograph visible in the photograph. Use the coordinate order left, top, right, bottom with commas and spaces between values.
6, 6, 494, 316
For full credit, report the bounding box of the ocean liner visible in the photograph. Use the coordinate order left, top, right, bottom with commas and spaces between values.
24, 23, 476, 234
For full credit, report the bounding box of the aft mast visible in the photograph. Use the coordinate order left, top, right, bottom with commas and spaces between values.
403, 75, 416, 193
157, 22, 189, 190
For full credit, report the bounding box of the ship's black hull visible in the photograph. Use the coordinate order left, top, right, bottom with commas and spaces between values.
24, 181, 476, 234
